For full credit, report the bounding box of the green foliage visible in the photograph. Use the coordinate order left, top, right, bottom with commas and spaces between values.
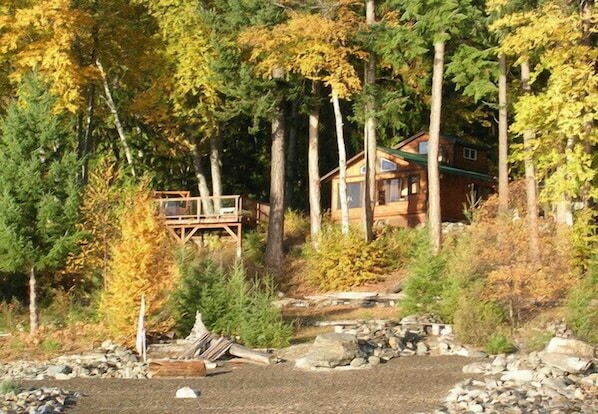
172, 252, 291, 348
375, 227, 430, 270
565, 259, 598, 343
40, 337, 61, 354
0, 74, 81, 275
0, 379, 20, 395
243, 231, 266, 264
303, 226, 389, 291
453, 295, 508, 346
484, 332, 516, 355
399, 245, 448, 317
0, 300, 25, 333
520, 328, 554, 352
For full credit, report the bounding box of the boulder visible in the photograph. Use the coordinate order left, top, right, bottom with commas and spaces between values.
295, 333, 361, 370
538, 351, 593, 374
544, 337, 595, 359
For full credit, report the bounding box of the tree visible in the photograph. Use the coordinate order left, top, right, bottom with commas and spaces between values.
396, 0, 478, 252
491, 1, 598, 226
239, 2, 365, 236
363, 0, 377, 243
265, 68, 287, 269
0, 75, 81, 334
100, 182, 178, 342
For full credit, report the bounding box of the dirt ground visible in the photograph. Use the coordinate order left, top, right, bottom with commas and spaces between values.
22, 355, 477, 414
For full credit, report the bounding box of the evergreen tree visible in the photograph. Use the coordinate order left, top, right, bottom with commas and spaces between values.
0, 75, 81, 334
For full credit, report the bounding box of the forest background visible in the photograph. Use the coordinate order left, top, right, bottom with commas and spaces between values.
0, 0, 595, 356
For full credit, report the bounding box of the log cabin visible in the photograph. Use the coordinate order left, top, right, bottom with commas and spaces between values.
321, 131, 495, 227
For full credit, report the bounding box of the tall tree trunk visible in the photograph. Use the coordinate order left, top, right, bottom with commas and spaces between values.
29, 266, 38, 335
265, 96, 286, 269
498, 53, 509, 214
428, 40, 445, 254
332, 90, 349, 235
210, 130, 223, 213
285, 100, 299, 209
192, 136, 214, 215
363, 0, 377, 243
521, 60, 540, 259
308, 82, 322, 248
96, 59, 136, 176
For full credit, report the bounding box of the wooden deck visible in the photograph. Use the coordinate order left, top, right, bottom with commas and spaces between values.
154, 192, 268, 254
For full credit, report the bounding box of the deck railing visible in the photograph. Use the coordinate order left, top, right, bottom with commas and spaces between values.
155, 195, 264, 224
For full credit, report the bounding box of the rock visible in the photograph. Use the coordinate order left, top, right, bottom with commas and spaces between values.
295, 333, 361, 370
462, 362, 491, 374
545, 337, 595, 359
350, 357, 366, 368
501, 370, 535, 382
367, 356, 380, 366
416, 342, 428, 355
175, 387, 199, 399
46, 365, 71, 376
538, 351, 593, 374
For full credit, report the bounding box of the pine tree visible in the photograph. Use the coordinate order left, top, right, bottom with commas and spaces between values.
0, 74, 81, 335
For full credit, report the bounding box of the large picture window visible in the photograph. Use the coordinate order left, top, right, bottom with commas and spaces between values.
339, 182, 363, 209
378, 174, 419, 205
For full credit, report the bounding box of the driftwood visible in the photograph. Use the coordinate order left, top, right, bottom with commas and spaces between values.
229, 344, 277, 365
200, 337, 233, 361
148, 360, 207, 378
180, 332, 212, 359
179, 312, 277, 365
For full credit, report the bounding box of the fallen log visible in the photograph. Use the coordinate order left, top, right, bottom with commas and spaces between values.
229, 343, 277, 365
148, 360, 207, 378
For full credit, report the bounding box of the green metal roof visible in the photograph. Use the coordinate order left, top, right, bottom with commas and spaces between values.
380, 147, 495, 182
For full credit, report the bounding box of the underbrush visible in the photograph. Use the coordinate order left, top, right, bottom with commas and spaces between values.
398, 184, 586, 351
172, 249, 292, 348
303, 225, 426, 291
565, 258, 598, 343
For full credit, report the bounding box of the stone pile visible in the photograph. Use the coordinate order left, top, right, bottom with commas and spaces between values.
434, 337, 597, 414
295, 316, 486, 370
1, 386, 79, 414
0, 341, 147, 381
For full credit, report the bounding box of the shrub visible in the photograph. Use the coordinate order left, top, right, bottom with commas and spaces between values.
375, 226, 429, 270
484, 332, 517, 355
0, 300, 25, 333
453, 295, 508, 346
303, 225, 388, 291
565, 259, 598, 343
284, 210, 310, 243
100, 182, 179, 343
0, 380, 20, 395
243, 230, 266, 264
398, 246, 447, 318
172, 253, 291, 348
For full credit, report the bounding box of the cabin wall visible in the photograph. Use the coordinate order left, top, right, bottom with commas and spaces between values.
330, 160, 428, 227
452, 144, 488, 173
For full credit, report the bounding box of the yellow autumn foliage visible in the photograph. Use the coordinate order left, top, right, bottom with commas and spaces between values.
100, 183, 178, 343
62, 159, 123, 288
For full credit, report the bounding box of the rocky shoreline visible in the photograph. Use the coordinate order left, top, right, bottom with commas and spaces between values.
1, 318, 596, 414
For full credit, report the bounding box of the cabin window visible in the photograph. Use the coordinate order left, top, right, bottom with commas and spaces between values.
340, 182, 363, 209
418, 141, 428, 154
359, 158, 398, 174
410, 175, 420, 194
380, 158, 397, 172
463, 147, 478, 160
378, 174, 419, 205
